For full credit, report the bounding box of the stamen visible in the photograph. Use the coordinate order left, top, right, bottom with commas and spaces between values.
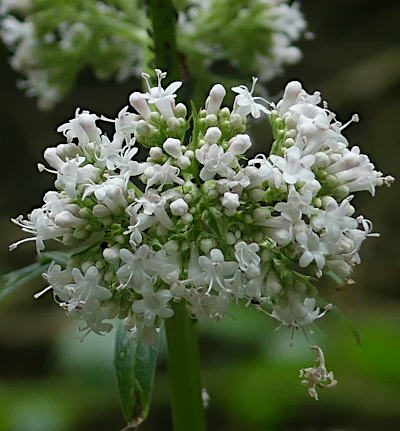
340, 113, 359, 130
34, 285, 53, 299
250, 76, 258, 94
37, 163, 57, 174
9, 236, 36, 250
141, 72, 152, 92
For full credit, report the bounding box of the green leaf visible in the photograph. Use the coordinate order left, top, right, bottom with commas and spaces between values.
0, 251, 70, 301
331, 305, 362, 346
114, 321, 159, 427
318, 296, 362, 346
0, 262, 49, 301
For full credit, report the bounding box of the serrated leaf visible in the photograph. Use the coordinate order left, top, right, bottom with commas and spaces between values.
114, 322, 159, 427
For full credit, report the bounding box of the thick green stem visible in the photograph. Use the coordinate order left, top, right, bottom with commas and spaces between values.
145, 2, 205, 429
146, 0, 181, 82
165, 302, 207, 431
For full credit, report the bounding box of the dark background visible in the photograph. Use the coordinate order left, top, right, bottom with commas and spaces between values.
0, 1, 399, 430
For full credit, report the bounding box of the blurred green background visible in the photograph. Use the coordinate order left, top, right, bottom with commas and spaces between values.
1, 1, 399, 430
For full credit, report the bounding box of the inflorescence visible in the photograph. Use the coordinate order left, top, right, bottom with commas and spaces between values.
10, 69, 393, 398
0, 0, 307, 108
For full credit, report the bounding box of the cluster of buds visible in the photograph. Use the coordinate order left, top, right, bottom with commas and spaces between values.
10, 69, 392, 395
0, 0, 307, 108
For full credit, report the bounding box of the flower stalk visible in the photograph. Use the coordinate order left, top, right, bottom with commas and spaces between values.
145, 1, 206, 429
146, 0, 180, 82
165, 302, 207, 431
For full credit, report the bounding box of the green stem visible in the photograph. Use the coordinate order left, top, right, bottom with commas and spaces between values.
145, 2, 205, 429
146, 0, 181, 82
165, 302, 207, 431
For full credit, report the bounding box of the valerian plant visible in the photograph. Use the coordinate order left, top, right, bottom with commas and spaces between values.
0, 0, 307, 108
2, 1, 395, 430
9, 68, 393, 406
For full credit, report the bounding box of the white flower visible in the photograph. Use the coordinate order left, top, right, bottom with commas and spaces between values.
132, 287, 174, 327
271, 290, 331, 327
10, 209, 70, 252
234, 242, 260, 272
112, 145, 147, 184
98, 134, 124, 170
144, 160, 185, 190
311, 196, 357, 240
190, 248, 238, 293
270, 145, 315, 185
295, 227, 328, 269
142, 69, 182, 118
195, 144, 235, 181
69, 266, 112, 307
55, 157, 100, 199
276, 185, 314, 219
257, 214, 293, 246
153, 248, 181, 285
247, 155, 282, 188
163, 137, 183, 158
277, 80, 303, 115
132, 190, 174, 229
83, 177, 128, 214
57, 109, 101, 147
326, 146, 379, 196
232, 77, 270, 119
117, 245, 154, 291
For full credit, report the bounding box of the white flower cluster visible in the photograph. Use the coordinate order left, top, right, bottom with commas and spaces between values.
0, 0, 147, 108
0, 0, 307, 108
179, 0, 307, 81
10, 69, 392, 344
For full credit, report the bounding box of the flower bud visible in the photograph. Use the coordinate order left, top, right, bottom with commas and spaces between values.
103, 246, 120, 264
170, 198, 189, 216
167, 117, 180, 131
279, 81, 302, 114
200, 238, 214, 253
181, 213, 193, 224
92, 204, 110, 218
204, 127, 222, 145
44, 147, 64, 170
149, 146, 163, 160
174, 103, 187, 118
129, 92, 151, 120
228, 134, 251, 155
221, 192, 240, 210
55, 211, 84, 228
205, 114, 218, 127
163, 138, 183, 158
136, 120, 152, 137
205, 84, 226, 114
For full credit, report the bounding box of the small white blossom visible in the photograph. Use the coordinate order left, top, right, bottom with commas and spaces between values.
232, 77, 270, 119
270, 145, 315, 185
